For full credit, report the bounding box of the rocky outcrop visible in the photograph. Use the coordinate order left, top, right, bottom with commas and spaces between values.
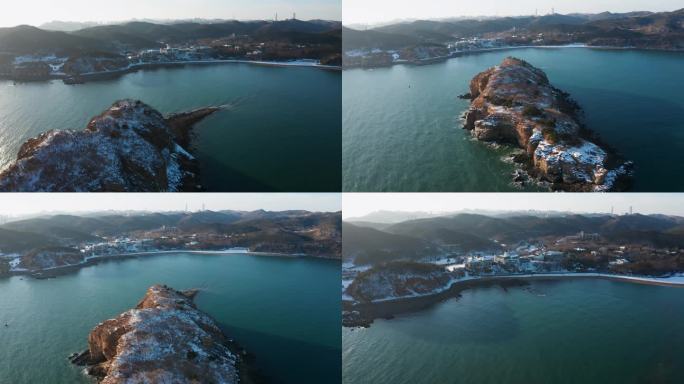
463, 57, 631, 191
71, 285, 240, 384
342, 261, 467, 328
18, 247, 83, 271
346, 262, 454, 303
0, 100, 219, 192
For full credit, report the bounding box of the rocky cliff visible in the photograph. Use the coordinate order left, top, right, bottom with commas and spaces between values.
463, 57, 631, 191
18, 246, 84, 271
0, 100, 218, 192
71, 285, 240, 384
346, 262, 454, 303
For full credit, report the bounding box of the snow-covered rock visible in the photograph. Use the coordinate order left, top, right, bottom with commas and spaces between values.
18, 247, 84, 271
346, 262, 454, 303
71, 285, 240, 384
0, 100, 219, 192
463, 57, 631, 191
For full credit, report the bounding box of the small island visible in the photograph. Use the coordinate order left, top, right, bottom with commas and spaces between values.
0, 100, 219, 192
70, 285, 246, 383
463, 57, 631, 191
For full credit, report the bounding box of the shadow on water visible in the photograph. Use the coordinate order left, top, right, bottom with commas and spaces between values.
391, 288, 522, 345
565, 85, 684, 191
194, 150, 281, 191
636, 351, 677, 384
357, 281, 532, 346
219, 324, 341, 384
173, 96, 286, 192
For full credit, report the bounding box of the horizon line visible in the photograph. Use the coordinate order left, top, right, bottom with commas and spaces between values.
0, 208, 342, 219
0, 17, 342, 29
342, 7, 682, 27
343, 209, 680, 221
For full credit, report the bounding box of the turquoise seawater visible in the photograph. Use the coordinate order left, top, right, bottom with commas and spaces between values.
343, 48, 684, 191
343, 279, 684, 384
0, 64, 342, 191
0, 253, 341, 383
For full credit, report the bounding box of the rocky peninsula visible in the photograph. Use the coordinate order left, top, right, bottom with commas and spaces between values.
346, 262, 454, 303
343, 264, 684, 328
0, 100, 219, 192
70, 285, 243, 384
463, 57, 631, 191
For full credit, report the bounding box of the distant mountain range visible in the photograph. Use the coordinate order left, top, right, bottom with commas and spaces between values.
347, 209, 611, 224
39, 21, 104, 32
343, 8, 684, 51
346, 210, 448, 224
0, 19, 342, 54
39, 18, 343, 32
0, 210, 341, 256
344, 213, 684, 264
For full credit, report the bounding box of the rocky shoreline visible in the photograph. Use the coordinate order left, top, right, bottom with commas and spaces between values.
343, 44, 684, 69
0, 100, 220, 192
343, 273, 684, 328
2, 60, 341, 85
462, 57, 631, 191
343, 278, 526, 328
69, 285, 245, 383
2, 249, 338, 280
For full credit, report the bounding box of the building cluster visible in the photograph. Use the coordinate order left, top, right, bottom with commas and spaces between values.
0, 55, 61, 81
76, 229, 253, 258
429, 231, 684, 278
557, 231, 601, 243
79, 237, 154, 257
447, 244, 568, 275
447, 37, 508, 52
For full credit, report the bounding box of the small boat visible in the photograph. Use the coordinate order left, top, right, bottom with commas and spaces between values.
63, 76, 85, 85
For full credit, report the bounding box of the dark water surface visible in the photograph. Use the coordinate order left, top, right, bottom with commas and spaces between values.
0, 64, 341, 191
343, 279, 684, 384
0, 253, 341, 383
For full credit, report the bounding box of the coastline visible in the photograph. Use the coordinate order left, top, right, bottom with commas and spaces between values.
4, 249, 340, 279
356, 272, 684, 304
75, 59, 342, 81
484, 272, 684, 288
343, 44, 684, 70
343, 272, 684, 327
1, 59, 341, 85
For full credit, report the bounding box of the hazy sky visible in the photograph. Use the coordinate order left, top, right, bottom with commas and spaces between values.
0, 193, 340, 216
344, 193, 684, 219
344, 0, 682, 25
0, 0, 340, 27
